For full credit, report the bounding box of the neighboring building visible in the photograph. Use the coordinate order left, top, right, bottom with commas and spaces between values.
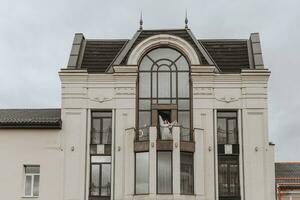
276, 162, 300, 200
0, 25, 275, 200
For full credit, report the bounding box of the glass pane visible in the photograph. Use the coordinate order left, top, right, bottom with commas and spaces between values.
228, 119, 238, 144
172, 72, 176, 98
139, 73, 151, 98
178, 111, 190, 141
217, 112, 237, 118
175, 56, 189, 71
152, 72, 157, 98
178, 72, 189, 98
158, 99, 171, 104
180, 153, 193, 194
91, 119, 101, 144
170, 64, 177, 71
218, 163, 228, 196
33, 175, 39, 196
135, 152, 149, 194
158, 65, 170, 71
217, 118, 227, 144
157, 152, 172, 194
101, 164, 111, 196
157, 59, 172, 67
147, 48, 180, 61
139, 56, 152, 71
25, 175, 32, 196
178, 100, 190, 110
139, 100, 151, 110
91, 156, 111, 163
158, 72, 171, 98
230, 164, 239, 196
25, 166, 40, 174
102, 118, 112, 144
91, 165, 100, 196
139, 111, 151, 140
92, 112, 112, 118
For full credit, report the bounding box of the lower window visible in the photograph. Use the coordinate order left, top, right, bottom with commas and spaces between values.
90, 156, 111, 198
218, 156, 240, 199
135, 152, 149, 194
24, 165, 40, 197
157, 151, 172, 194
180, 152, 194, 194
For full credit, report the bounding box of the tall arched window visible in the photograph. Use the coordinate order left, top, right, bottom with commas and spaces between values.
138, 48, 191, 141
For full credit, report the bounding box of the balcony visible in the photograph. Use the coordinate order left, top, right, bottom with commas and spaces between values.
136, 125, 192, 142
134, 125, 194, 153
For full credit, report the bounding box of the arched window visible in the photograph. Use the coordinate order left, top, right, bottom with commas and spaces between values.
138, 48, 191, 141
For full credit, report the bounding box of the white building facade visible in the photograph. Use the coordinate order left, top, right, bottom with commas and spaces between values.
0, 28, 275, 200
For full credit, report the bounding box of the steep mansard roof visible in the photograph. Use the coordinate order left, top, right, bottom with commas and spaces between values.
68, 29, 263, 73
275, 162, 300, 185
0, 109, 61, 129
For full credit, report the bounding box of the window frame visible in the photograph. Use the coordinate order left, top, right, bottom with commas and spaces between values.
24, 165, 40, 198
156, 151, 173, 194
137, 47, 193, 142
217, 111, 238, 145
91, 111, 112, 145
218, 156, 240, 199
180, 152, 194, 195
89, 155, 112, 198
134, 152, 150, 195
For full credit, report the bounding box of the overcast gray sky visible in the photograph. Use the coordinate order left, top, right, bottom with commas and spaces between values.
0, 0, 299, 161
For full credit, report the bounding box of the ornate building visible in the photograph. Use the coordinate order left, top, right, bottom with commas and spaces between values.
0, 25, 275, 200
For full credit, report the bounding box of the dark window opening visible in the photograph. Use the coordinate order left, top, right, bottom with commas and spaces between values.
157, 151, 172, 194
180, 152, 194, 194
135, 152, 149, 194
217, 112, 238, 145
218, 156, 240, 199
91, 112, 112, 145
90, 156, 111, 199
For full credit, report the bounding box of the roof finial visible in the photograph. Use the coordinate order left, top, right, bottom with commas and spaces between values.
185, 10, 189, 29
139, 11, 143, 30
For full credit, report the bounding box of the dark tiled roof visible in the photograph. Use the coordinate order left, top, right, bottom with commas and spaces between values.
0, 109, 61, 129
275, 163, 300, 185
200, 40, 250, 73
276, 163, 300, 178
81, 40, 128, 72
121, 29, 208, 65
79, 30, 251, 73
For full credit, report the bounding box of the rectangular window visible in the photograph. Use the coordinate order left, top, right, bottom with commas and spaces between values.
24, 165, 40, 197
135, 152, 149, 194
180, 152, 193, 194
91, 111, 112, 145
218, 156, 240, 198
90, 156, 111, 198
157, 151, 172, 194
217, 112, 238, 144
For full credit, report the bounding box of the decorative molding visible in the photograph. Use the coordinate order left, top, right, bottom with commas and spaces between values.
193, 87, 213, 95
115, 87, 135, 95
127, 34, 201, 65
90, 97, 113, 103
216, 96, 239, 103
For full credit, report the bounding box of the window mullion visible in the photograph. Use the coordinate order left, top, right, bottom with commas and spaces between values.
31, 174, 34, 197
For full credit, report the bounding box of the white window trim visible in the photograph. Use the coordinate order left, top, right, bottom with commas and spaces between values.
23, 167, 40, 198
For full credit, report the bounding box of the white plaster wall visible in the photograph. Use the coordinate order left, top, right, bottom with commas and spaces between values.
0, 129, 63, 200
58, 68, 275, 200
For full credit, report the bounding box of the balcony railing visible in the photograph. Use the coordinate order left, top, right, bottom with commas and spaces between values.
136, 125, 192, 142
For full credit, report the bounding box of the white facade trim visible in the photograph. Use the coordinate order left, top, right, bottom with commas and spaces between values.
127, 34, 201, 65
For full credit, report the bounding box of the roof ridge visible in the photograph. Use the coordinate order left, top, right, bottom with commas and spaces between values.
276, 162, 300, 164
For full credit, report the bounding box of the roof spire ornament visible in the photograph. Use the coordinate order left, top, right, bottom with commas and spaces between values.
185, 10, 189, 29
139, 11, 143, 30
